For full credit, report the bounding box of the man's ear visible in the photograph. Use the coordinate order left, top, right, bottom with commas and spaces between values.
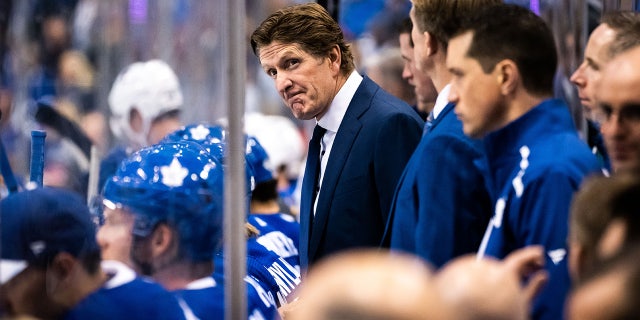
46, 252, 79, 296
328, 45, 342, 75
129, 108, 143, 133
496, 60, 519, 95
49, 252, 77, 280
598, 218, 627, 259
150, 223, 176, 259
425, 31, 438, 56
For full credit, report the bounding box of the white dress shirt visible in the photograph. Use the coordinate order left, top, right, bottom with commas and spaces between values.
313, 71, 364, 215
432, 83, 451, 120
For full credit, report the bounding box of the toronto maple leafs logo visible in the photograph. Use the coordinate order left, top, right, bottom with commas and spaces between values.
189, 125, 211, 141
30, 241, 46, 256
547, 248, 567, 265
161, 157, 189, 187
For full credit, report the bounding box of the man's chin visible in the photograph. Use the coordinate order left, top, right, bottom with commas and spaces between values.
291, 109, 316, 121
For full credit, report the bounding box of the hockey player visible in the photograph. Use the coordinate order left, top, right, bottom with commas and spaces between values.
0, 187, 187, 320
447, 5, 601, 319
98, 59, 184, 191
162, 124, 301, 306
245, 135, 301, 272
101, 141, 278, 319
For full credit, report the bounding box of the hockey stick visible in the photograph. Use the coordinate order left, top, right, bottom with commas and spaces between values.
34, 101, 92, 159
29, 130, 46, 187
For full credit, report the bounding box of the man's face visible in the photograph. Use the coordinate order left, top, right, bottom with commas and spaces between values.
596, 47, 640, 173
400, 32, 438, 112
447, 32, 504, 138
399, 33, 417, 86
258, 42, 341, 121
96, 207, 135, 267
570, 24, 616, 120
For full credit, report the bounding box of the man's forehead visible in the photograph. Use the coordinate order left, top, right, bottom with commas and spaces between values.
259, 42, 303, 58
448, 32, 473, 56
591, 23, 617, 48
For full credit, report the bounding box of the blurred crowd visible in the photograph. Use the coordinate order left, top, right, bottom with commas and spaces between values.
2, 0, 640, 320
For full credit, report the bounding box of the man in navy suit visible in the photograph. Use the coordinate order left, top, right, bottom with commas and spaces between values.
383, 0, 497, 268
251, 3, 424, 271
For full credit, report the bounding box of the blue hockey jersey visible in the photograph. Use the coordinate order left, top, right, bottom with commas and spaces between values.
478, 99, 602, 320
248, 213, 300, 271
65, 260, 188, 320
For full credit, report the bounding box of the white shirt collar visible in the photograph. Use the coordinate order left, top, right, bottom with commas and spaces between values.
101, 260, 136, 289
433, 84, 451, 120
185, 276, 217, 290
317, 71, 363, 132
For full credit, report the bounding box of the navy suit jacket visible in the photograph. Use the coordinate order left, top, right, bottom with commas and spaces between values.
383, 103, 492, 268
299, 77, 424, 271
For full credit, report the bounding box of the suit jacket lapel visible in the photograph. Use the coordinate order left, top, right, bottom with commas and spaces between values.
307, 77, 373, 260
428, 102, 455, 133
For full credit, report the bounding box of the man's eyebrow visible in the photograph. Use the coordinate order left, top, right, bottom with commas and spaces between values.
585, 57, 600, 70
261, 50, 299, 67
619, 103, 640, 110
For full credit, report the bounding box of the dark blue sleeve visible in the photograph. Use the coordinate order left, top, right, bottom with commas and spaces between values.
516, 172, 576, 320
413, 134, 492, 268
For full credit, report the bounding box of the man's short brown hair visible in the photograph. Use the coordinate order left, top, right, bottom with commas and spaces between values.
250, 3, 355, 75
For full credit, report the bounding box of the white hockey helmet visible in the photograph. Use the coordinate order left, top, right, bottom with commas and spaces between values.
244, 112, 305, 180
108, 59, 183, 148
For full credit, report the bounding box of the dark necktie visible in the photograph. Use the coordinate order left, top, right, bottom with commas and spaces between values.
309, 124, 327, 207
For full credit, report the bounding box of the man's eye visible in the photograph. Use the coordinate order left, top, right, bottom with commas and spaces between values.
266, 69, 277, 77
600, 106, 613, 119
620, 106, 640, 122
592, 105, 610, 124
285, 59, 299, 68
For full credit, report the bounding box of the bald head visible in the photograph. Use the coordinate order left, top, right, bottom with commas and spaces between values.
434, 246, 547, 320
435, 255, 529, 320
288, 250, 450, 320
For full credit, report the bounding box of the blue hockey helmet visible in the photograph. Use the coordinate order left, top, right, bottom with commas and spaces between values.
245, 136, 273, 184
161, 123, 259, 192
102, 141, 224, 261
161, 123, 226, 161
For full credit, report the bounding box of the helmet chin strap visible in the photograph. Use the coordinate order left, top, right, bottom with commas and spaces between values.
124, 117, 151, 150
109, 114, 150, 150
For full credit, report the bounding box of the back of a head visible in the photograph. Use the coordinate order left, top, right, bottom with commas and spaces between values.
289, 249, 451, 320
250, 2, 355, 75
568, 244, 640, 320
411, 0, 502, 49
435, 255, 529, 320
569, 174, 631, 279
108, 59, 183, 147
102, 141, 224, 262
602, 175, 640, 254
457, 3, 557, 96
1, 187, 100, 283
